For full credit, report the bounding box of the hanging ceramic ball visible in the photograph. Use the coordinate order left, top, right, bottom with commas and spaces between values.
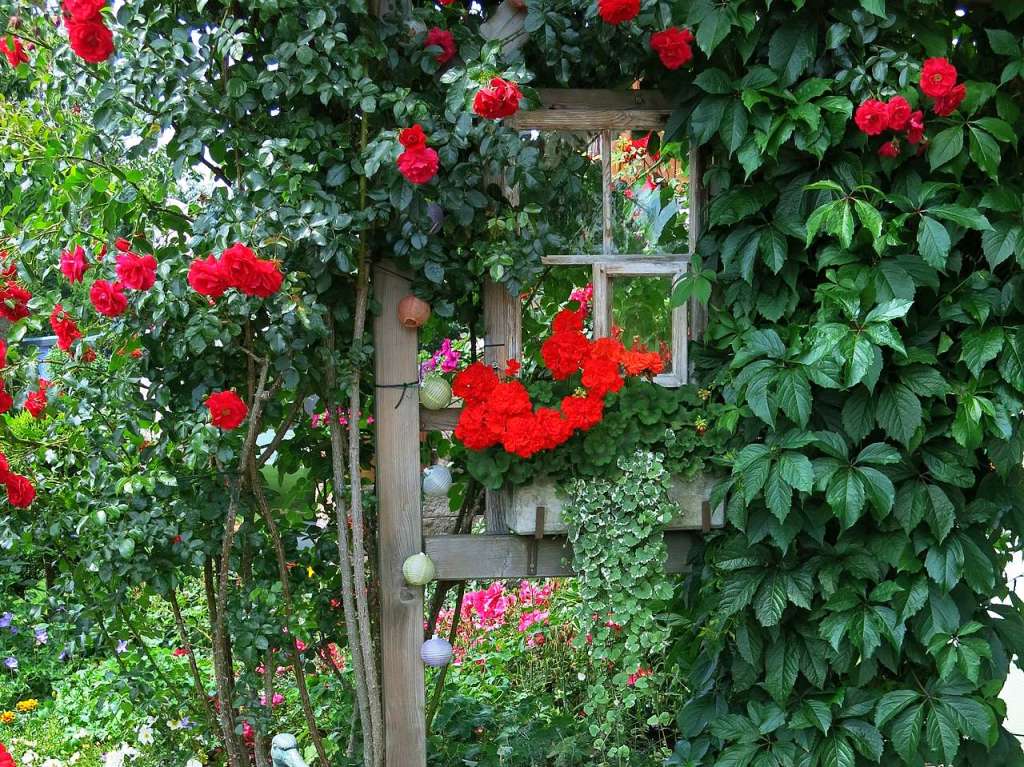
402, 552, 436, 586
422, 464, 452, 497
419, 375, 452, 410
397, 295, 431, 329
420, 636, 453, 667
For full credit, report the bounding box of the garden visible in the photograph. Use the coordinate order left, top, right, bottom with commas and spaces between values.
2, 0, 1024, 765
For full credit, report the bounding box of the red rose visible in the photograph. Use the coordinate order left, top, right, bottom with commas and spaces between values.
67, 17, 114, 63
452, 362, 499, 402
920, 57, 958, 98
424, 27, 457, 65
399, 125, 428, 150
650, 27, 694, 70
239, 258, 283, 298
0, 385, 11, 415
50, 304, 83, 351
24, 388, 47, 418
854, 99, 888, 136
90, 279, 128, 317
933, 83, 966, 116
6, 473, 36, 508
906, 110, 925, 144
472, 78, 523, 120
206, 390, 248, 430
504, 358, 521, 377
397, 145, 440, 185
0, 452, 8, 482
63, 0, 106, 20
114, 237, 132, 252
0, 745, 14, 767
0, 340, 6, 369
1, 36, 29, 67
115, 252, 157, 290
878, 139, 901, 158
598, 0, 640, 24
0, 282, 31, 321
188, 255, 229, 297
60, 245, 89, 283
561, 394, 605, 431
219, 242, 260, 289
886, 96, 912, 131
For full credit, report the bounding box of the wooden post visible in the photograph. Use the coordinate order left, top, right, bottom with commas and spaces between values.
483, 279, 521, 534
374, 263, 426, 767
688, 145, 709, 342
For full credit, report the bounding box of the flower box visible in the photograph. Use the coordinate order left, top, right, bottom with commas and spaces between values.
506, 473, 724, 535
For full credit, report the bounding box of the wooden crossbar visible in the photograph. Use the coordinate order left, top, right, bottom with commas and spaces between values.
510, 88, 672, 131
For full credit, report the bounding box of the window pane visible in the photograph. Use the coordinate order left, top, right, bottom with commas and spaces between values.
610, 276, 673, 360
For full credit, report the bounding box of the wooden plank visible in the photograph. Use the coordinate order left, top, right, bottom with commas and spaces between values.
688, 145, 709, 344
373, 262, 426, 767
479, 0, 528, 56
425, 532, 696, 580
592, 263, 612, 338
419, 406, 462, 432
543, 253, 689, 266
601, 130, 614, 255
483, 280, 522, 534
510, 89, 671, 131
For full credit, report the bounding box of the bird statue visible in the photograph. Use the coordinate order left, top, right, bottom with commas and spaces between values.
271, 734, 309, 767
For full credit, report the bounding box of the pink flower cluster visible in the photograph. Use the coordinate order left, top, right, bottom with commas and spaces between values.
420, 338, 461, 376
310, 407, 374, 429
432, 580, 558, 665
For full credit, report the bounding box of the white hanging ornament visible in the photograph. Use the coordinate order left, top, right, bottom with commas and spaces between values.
419, 375, 452, 410
402, 552, 436, 586
422, 464, 452, 497
420, 635, 453, 667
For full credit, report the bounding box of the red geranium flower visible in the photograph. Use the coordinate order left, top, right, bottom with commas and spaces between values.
60, 245, 89, 283
541, 329, 589, 380
598, 0, 640, 25
67, 17, 114, 63
906, 110, 925, 144
424, 27, 457, 65
454, 403, 500, 450
561, 394, 605, 431
89, 279, 128, 317
452, 362, 499, 402
5, 473, 36, 508
886, 96, 912, 131
581, 355, 624, 397
650, 27, 694, 70
933, 83, 966, 116
0, 282, 31, 322
1, 36, 29, 67
502, 413, 544, 458
472, 78, 523, 120
481, 380, 532, 435
115, 252, 157, 290
854, 99, 888, 136
206, 390, 248, 430
920, 57, 958, 98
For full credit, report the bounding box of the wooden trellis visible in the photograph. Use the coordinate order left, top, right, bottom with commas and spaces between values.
373, 89, 711, 767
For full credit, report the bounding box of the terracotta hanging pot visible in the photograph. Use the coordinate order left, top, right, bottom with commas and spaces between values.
397, 295, 431, 329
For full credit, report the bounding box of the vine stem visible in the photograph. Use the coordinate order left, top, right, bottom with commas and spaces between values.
168, 589, 218, 732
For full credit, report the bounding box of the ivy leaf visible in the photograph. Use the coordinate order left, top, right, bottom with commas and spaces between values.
754, 574, 789, 626
960, 326, 1004, 377
819, 735, 855, 767
765, 469, 793, 522
827, 468, 866, 527
842, 388, 875, 442
764, 640, 799, 700
981, 221, 1023, 269
890, 703, 924, 762
998, 330, 1024, 390
929, 125, 965, 170
925, 706, 960, 764
859, 0, 886, 16
852, 199, 882, 239
693, 68, 734, 94
875, 690, 920, 727
917, 216, 951, 268
690, 96, 728, 146
779, 451, 815, 492
776, 368, 812, 427
927, 204, 992, 230
927, 484, 956, 543
876, 384, 921, 446
969, 126, 1001, 180
864, 298, 912, 323
986, 28, 1022, 57
759, 227, 788, 274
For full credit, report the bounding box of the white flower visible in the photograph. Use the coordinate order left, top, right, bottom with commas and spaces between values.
68, 755, 80, 766
21, 751, 38, 766
40, 759, 64, 767
136, 724, 154, 746
185, 760, 202, 767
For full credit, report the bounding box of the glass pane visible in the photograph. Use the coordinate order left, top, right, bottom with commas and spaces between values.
611, 276, 673, 361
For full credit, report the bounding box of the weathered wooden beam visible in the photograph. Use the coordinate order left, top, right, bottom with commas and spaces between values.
542, 253, 689, 266
510, 89, 672, 131
425, 531, 696, 580
419, 406, 462, 432
373, 263, 426, 767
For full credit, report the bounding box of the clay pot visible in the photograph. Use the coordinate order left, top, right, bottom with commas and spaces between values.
397, 295, 431, 329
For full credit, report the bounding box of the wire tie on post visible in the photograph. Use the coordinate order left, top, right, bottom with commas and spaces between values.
375, 381, 419, 409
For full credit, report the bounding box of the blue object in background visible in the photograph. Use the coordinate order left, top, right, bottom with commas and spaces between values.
20, 335, 58, 380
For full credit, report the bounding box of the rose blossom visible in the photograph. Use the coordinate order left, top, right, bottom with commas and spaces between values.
424, 27, 456, 65
60, 245, 89, 282
885, 96, 912, 131
933, 83, 966, 116
853, 99, 888, 136
188, 256, 228, 297
472, 78, 523, 120
0, 37, 29, 67
396, 125, 439, 184
206, 390, 248, 430
650, 27, 694, 70
5, 474, 35, 508
62, 0, 106, 19
920, 57, 958, 98
906, 110, 925, 144
597, 0, 640, 24
89, 279, 127, 317
878, 139, 901, 158
67, 17, 114, 63
115, 252, 157, 290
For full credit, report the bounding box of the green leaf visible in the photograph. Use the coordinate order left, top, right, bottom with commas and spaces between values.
960, 326, 1004, 377
776, 368, 812, 427
853, 199, 883, 239
876, 384, 921, 446
928, 125, 965, 170
926, 484, 956, 542
693, 68, 734, 94
999, 330, 1024, 390
982, 221, 1024, 269
690, 96, 729, 146
864, 298, 913, 323
969, 126, 1002, 180
764, 640, 799, 701
759, 227, 788, 274
779, 452, 815, 492
876, 690, 920, 727
768, 22, 819, 87
927, 204, 992, 231
890, 703, 924, 762
720, 101, 749, 155
827, 468, 866, 527
986, 29, 1022, 57
819, 735, 855, 767
925, 706, 960, 764
859, 0, 886, 16
765, 469, 793, 523
754, 574, 789, 626
917, 216, 951, 269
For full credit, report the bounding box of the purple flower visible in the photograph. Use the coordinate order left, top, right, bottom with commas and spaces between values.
115, 639, 129, 654
34, 628, 48, 645
0, 612, 12, 629
59, 649, 70, 662
3, 656, 17, 670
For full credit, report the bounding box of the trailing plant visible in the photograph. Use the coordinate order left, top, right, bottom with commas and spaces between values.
562, 449, 680, 765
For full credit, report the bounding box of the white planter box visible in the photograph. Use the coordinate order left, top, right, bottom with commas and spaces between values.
506, 474, 724, 535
